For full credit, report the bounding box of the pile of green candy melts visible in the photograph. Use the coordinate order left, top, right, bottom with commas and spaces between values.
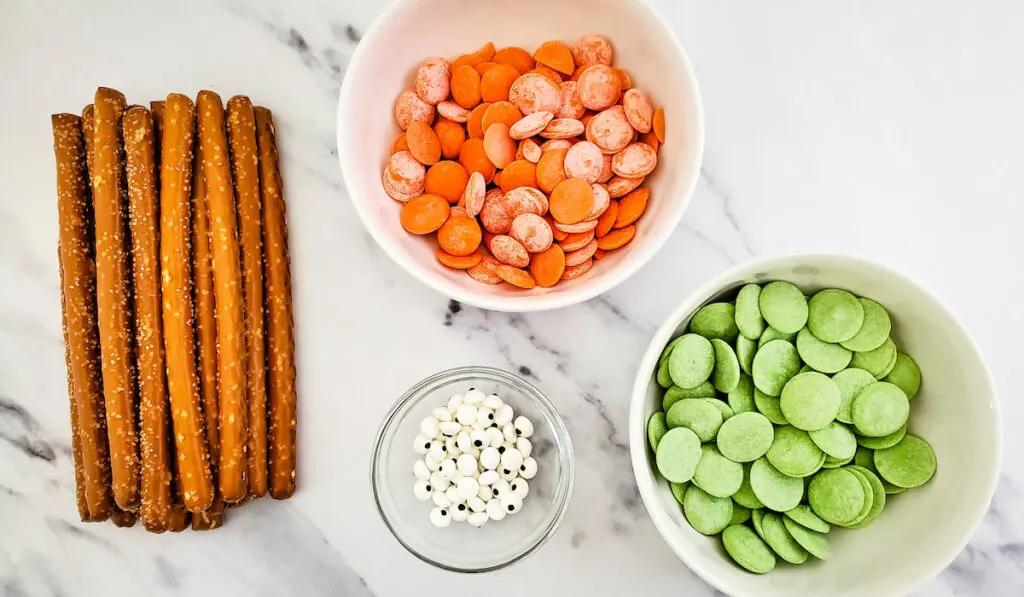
646, 281, 937, 574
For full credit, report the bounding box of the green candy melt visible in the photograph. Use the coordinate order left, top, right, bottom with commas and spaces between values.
856, 424, 906, 450
850, 337, 897, 379
766, 425, 825, 478
750, 457, 804, 512
883, 352, 922, 399
752, 339, 801, 397
717, 412, 774, 463
656, 357, 673, 388
796, 327, 852, 374
840, 298, 892, 352
841, 467, 876, 527
692, 445, 744, 498
850, 382, 910, 437
733, 463, 765, 509
845, 465, 887, 529
809, 421, 858, 460
873, 434, 937, 489
727, 374, 756, 414
655, 427, 702, 483
808, 468, 866, 526
735, 283, 766, 340
754, 388, 789, 425
647, 412, 668, 452
666, 398, 723, 442
701, 397, 735, 421
759, 281, 809, 334
759, 512, 810, 564
807, 289, 865, 343
683, 484, 734, 535
832, 368, 877, 424
670, 481, 689, 505
689, 302, 739, 342
737, 334, 757, 375
711, 338, 741, 393
663, 382, 716, 411
779, 371, 842, 431
668, 334, 715, 389
783, 516, 831, 560
722, 524, 777, 574
759, 326, 796, 349
784, 504, 830, 533
730, 504, 752, 525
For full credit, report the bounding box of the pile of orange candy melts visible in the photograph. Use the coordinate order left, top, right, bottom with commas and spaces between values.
382, 35, 666, 290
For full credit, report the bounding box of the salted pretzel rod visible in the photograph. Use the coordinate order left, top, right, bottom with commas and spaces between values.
54, 112, 115, 521
90, 87, 140, 510
150, 100, 190, 528
110, 508, 137, 527
227, 96, 268, 498
255, 107, 297, 499
124, 106, 174, 532
197, 90, 249, 503
159, 93, 214, 513
190, 121, 226, 530
59, 251, 91, 522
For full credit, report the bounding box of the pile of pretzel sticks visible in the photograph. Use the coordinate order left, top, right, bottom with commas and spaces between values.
52, 87, 296, 532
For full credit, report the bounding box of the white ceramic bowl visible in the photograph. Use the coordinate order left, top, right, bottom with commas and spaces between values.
629, 254, 1001, 597
338, 0, 703, 312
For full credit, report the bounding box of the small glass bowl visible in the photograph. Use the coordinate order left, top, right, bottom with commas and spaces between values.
371, 366, 574, 572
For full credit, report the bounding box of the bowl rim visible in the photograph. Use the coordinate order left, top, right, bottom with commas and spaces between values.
628, 252, 1003, 596
370, 365, 576, 573
336, 0, 705, 312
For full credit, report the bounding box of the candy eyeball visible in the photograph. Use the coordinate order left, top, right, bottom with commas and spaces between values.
456, 404, 478, 426
439, 421, 462, 436
470, 428, 491, 449
520, 457, 538, 479
501, 493, 523, 515
486, 497, 507, 521
495, 404, 515, 426
430, 507, 451, 528
483, 394, 504, 410
516, 437, 533, 459
464, 389, 486, 404
420, 416, 440, 438
413, 480, 433, 501
514, 415, 534, 438
413, 434, 431, 454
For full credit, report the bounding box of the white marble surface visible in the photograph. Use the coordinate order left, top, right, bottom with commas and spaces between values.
2, 0, 1023, 595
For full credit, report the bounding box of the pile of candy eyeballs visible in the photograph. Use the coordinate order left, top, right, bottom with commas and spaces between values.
413, 388, 538, 528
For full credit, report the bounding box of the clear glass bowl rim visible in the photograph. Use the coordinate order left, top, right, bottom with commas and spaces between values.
369, 365, 576, 573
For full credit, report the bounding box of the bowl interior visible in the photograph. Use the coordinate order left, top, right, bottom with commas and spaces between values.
338, 0, 703, 310
373, 368, 573, 572
630, 255, 1000, 597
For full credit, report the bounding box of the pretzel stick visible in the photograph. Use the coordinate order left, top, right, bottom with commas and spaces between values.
159, 93, 214, 512
227, 96, 267, 498
110, 508, 137, 527
150, 100, 190, 527
191, 114, 226, 530
54, 112, 115, 520
90, 88, 140, 510
255, 107, 297, 499
59, 244, 91, 522
123, 107, 173, 532
197, 90, 248, 503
